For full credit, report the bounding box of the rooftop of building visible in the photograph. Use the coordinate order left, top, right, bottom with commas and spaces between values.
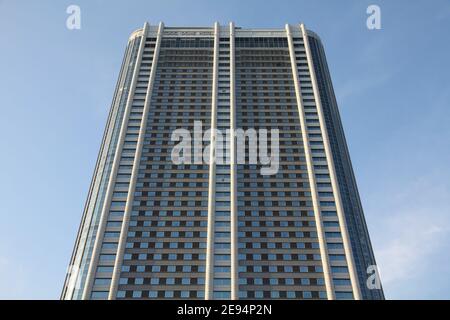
128, 22, 321, 42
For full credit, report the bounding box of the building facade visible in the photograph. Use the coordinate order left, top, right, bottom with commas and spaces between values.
61, 22, 384, 300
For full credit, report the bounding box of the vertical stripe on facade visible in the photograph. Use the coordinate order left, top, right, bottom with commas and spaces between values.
81, 23, 149, 299
109, 22, 165, 299
229, 21, 239, 301
205, 22, 220, 300
61, 31, 137, 300
285, 24, 335, 300
300, 24, 361, 299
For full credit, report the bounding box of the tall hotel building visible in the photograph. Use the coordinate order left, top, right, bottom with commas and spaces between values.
62, 22, 384, 300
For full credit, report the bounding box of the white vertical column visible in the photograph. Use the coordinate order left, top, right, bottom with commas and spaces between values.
205, 22, 220, 300
107, 22, 164, 300
285, 24, 335, 300
229, 21, 239, 300
300, 23, 362, 300
81, 22, 149, 300
63, 29, 136, 300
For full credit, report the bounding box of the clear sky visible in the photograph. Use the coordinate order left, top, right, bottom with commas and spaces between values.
0, 0, 449, 299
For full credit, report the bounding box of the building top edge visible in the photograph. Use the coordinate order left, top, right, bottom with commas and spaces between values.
128, 23, 322, 42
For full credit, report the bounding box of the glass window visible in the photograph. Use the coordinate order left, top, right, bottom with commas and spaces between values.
97, 266, 114, 273
91, 291, 108, 299
213, 291, 231, 299
94, 278, 111, 286
335, 291, 354, 300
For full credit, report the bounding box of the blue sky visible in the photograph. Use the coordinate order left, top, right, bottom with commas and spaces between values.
0, 0, 449, 299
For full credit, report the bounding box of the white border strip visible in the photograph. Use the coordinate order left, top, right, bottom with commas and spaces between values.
285, 23, 335, 300
108, 22, 164, 299
300, 23, 361, 300
229, 21, 239, 300
81, 22, 149, 300
205, 21, 219, 300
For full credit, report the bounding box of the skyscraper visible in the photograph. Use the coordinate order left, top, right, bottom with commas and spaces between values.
61, 22, 384, 300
